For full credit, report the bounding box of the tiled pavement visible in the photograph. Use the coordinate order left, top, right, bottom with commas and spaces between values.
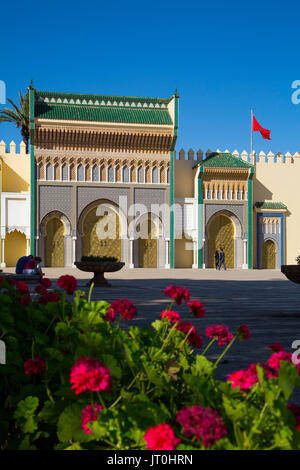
5, 267, 300, 402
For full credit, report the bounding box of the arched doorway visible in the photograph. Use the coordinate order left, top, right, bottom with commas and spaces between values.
208, 214, 234, 268
82, 205, 121, 260
138, 218, 157, 268
5, 230, 27, 267
262, 240, 276, 269
45, 217, 65, 267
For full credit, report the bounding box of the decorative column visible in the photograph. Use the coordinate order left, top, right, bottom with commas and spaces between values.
129, 238, 134, 268
72, 237, 77, 268
0, 238, 5, 268
242, 239, 248, 269
35, 236, 39, 256
197, 166, 204, 268
165, 238, 170, 269
26, 238, 30, 256
247, 167, 254, 269
192, 239, 197, 269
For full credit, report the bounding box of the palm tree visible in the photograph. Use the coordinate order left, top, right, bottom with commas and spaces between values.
0, 91, 30, 152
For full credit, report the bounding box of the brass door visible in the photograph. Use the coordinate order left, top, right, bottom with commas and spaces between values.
208, 215, 234, 268
262, 240, 276, 269
45, 218, 65, 267
139, 219, 157, 268
83, 206, 121, 260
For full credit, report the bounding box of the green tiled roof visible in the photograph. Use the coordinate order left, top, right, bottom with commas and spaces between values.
193, 152, 253, 169
255, 202, 287, 210
35, 103, 173, 125
34, 90, 174, 125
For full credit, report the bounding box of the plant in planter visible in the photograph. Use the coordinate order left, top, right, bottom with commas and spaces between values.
1, 279, 300, 450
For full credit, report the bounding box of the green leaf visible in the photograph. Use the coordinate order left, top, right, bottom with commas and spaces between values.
194, 355, 215, 376
101, 354, 122, 380
14, 396, 39, 434
65, 442, 83, 450
57, 403, 94, 443
278, 362, 299, 400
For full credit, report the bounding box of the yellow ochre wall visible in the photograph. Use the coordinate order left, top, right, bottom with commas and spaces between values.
0, 140, 30, 192
253, 155, 300, 265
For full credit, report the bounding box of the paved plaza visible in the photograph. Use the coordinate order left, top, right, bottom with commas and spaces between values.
5, 267, 300, 401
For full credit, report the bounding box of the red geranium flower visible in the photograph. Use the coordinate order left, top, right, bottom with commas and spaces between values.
7, 278, 16, 287
164, 285, 191, 305
227, 362, 276, 391
236, 324, 250, 341
38, 291, 60, 305
288, 404, 300, 431
268, 342, 284, 353
70, 357, 111, 395
16, 281, 29, 295
176, 321, 203, 349
35, 284, 47, 295
160, 310, 180, 323
144, 423, 181, 450
104, 308, 116, 323
24, 356, 46, 376
57, 275, 77, 295
187, 300, 206, 318
110, 299, 137, 320
20, 294, 31, 306
82, 404, 103, 434
177, 405, 227, 448
205, 325, 234, 346
40, 278, 52, 289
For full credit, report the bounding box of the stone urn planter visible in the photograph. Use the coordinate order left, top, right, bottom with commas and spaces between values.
281, 265, 300, 284
74, 260, 125, 287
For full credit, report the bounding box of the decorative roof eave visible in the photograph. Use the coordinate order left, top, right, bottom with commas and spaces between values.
254, 202, 287, 211
35, 90, 173, 106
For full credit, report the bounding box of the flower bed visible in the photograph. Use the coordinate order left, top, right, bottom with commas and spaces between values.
0, 278, 300, 450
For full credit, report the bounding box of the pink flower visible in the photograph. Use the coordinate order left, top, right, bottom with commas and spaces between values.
104, 308, 116, 323
177, 405, 227, 448
268, 342, 284, 353
288, 404, 300, 431
110, 299, 137, 320
227, 362, 276, 391
82, 404, 103, 434
164, 285, 191, 305
176, 321, 203, 349
144, 423, 181, 450
57, 275, 77, 295
160, 310, 181, 323
187, 300, 206, 318
205, 325, 234, 346
70, 357, 111, 395
24, 356, 46, 376
236, 324, 250, 341
267, 351, 293, 373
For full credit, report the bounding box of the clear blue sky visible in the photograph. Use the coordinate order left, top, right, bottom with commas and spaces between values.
0, 0, 299, 154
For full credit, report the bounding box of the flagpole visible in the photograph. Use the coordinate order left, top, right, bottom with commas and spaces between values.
250, 108, 253, 158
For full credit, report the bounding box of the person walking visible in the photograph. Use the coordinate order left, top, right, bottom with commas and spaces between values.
214, 250, 219, 270
219, 247, 226, 270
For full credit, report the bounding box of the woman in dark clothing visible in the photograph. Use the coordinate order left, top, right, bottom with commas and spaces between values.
214, 250, 219, 270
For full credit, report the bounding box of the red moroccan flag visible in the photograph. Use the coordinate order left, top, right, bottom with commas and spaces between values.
252, 115, 271, 140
